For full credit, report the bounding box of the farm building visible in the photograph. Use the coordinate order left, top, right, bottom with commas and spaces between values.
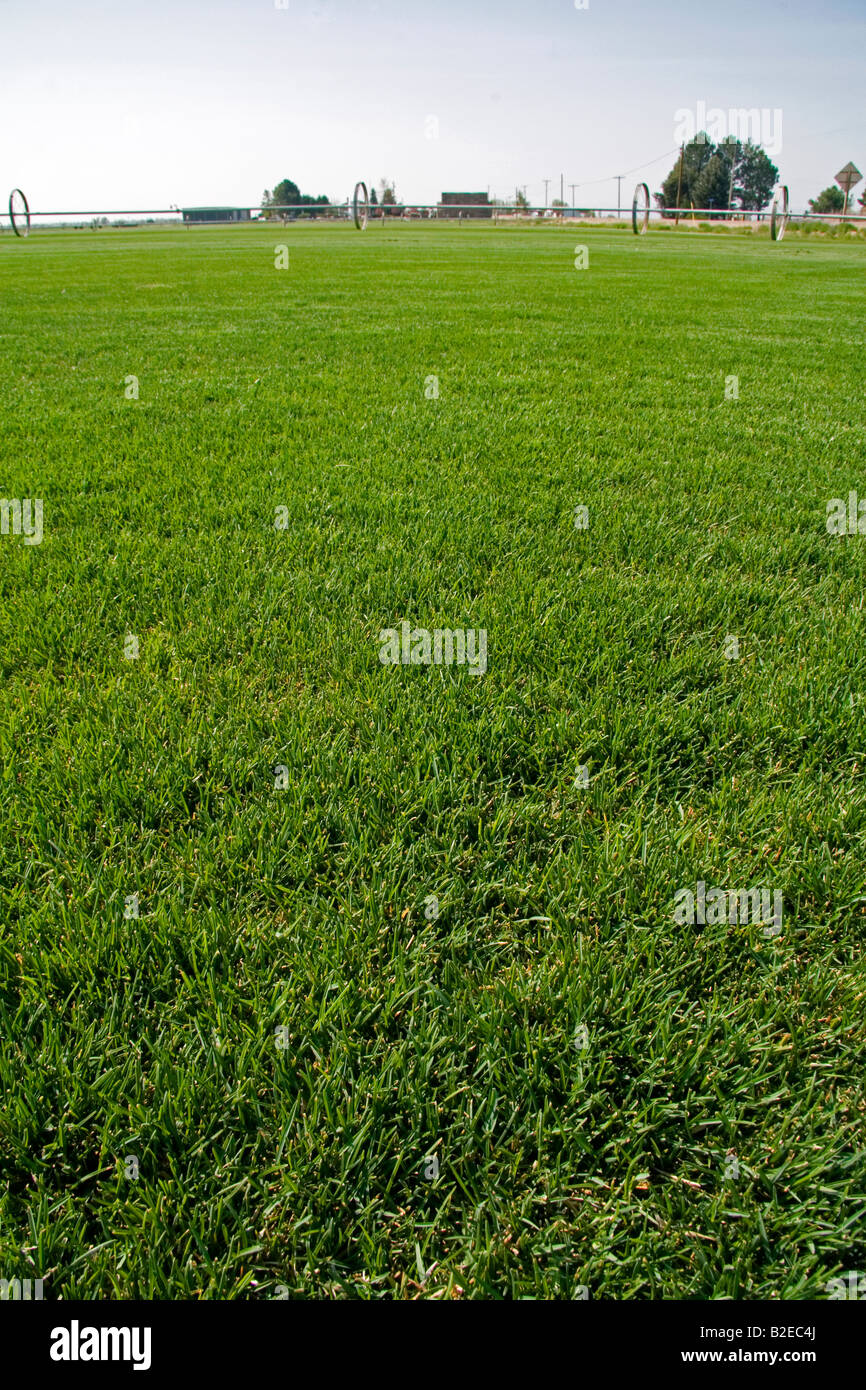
437, 192, 492, 219
182, 207, 251, 224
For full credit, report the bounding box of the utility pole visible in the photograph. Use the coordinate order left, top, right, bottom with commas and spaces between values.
543, 178, 550, 209
724, 137, 738, 222
674, 143, 685, 226
569, 183, 577, 214
615, 175, 623, 220
560, 173, 564, 210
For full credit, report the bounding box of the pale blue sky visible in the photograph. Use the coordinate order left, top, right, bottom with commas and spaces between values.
3, 0, 864, 214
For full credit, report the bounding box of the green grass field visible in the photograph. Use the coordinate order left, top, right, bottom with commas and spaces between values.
0, 221, 864, 1299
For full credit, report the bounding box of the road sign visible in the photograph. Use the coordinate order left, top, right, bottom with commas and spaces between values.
835, 162, 862, 191
834, 163, 862, 215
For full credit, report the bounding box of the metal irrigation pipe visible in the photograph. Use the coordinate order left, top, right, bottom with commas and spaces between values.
12, 200, 866, 222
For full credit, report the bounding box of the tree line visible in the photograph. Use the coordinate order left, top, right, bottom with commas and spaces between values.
656, 138, 864, 219
260, 178, 400, 217
656, 136, 778, 215
260, 179, 330, 216
808, 184, 865, 215
261, 165, 862, 220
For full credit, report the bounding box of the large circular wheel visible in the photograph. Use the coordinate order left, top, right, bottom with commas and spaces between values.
632, 182, 650, 235
9, 188, 30, 238
352, 181, 369, 231
770, 185, 789, 241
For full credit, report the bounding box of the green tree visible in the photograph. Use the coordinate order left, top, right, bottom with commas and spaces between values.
658, 136, 777, 216
381, 183, 396, 203
808, 186, 845, 214
379, 180, 397, 215
296, 193, 330, 218
271, 179, 301, 213
734, 141, 779, 211
514, 188, 529, 210
692, 151, 733, 215
657, 136, 715, 213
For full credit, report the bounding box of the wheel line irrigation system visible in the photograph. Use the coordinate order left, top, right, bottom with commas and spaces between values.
5, 183, 865, 240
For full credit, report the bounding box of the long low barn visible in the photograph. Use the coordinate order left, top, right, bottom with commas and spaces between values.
437, 192, 491, 218
182, 207, 251, 223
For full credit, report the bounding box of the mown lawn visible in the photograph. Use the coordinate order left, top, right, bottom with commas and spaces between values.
0, 220, 864, 1298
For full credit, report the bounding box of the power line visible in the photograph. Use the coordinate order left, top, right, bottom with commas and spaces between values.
571, 146, 681, 192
